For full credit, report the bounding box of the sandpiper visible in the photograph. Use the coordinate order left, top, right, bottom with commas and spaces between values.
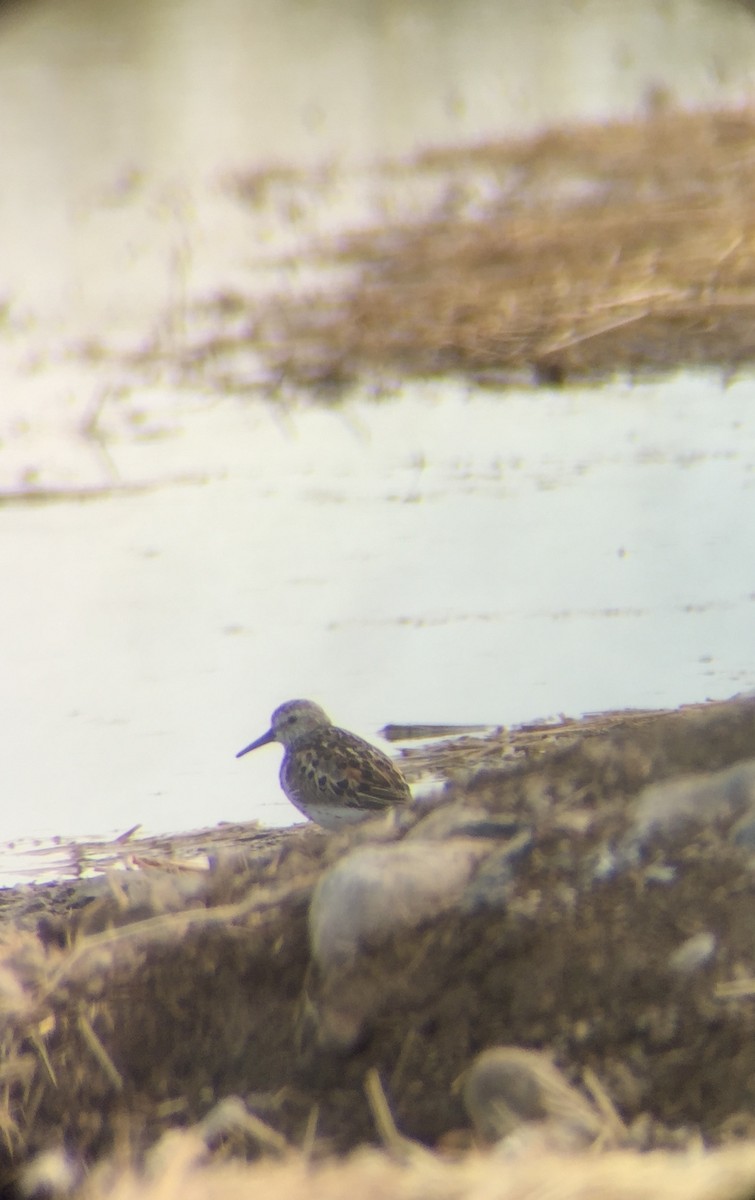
236, 699, 412, 830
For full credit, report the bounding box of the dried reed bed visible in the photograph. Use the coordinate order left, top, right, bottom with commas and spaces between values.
77, 1135, 755, 1200
242, 108, 755, 387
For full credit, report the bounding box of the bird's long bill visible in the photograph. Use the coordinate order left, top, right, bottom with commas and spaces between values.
236, 728, 276, 758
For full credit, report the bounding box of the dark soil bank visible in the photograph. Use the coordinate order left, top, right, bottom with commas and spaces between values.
4, 695, 755, 1197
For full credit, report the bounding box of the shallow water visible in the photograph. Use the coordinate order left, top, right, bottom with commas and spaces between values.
2, 0, 755, 881
3, 372, 754, 862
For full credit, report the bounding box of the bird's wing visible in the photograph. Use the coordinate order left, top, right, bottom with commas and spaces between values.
287, 728, 411, 811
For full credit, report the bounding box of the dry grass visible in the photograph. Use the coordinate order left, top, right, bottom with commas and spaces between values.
222, 108, 755, 389
74, 1132, 755, 1200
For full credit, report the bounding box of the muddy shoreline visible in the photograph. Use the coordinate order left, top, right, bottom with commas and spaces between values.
5, 694, 755, 1196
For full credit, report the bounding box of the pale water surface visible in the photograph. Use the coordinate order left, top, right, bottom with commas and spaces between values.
3, 373, 755, 858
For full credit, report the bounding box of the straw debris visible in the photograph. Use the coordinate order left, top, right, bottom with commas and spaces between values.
222, 108, 755, 389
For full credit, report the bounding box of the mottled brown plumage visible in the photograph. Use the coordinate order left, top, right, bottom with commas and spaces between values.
236, 699, 411, 829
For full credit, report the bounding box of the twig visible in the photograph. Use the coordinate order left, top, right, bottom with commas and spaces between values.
364, 1068, 426, 1165
77, 1014, 123, 1092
